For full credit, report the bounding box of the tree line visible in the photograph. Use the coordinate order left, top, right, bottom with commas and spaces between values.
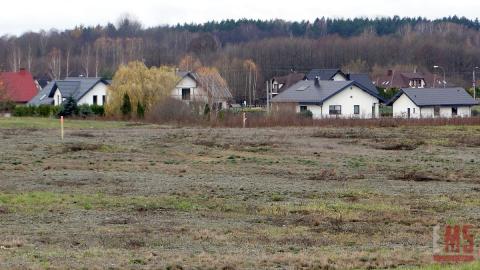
2, 15, 480, 103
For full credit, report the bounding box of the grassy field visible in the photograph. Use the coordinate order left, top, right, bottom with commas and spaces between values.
1, 117, 480, 269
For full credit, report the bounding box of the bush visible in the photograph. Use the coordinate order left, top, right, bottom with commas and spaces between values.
379, 88, 399, 100
51, 106, 60, 117
58, 97, 78, 117
137, 102, 145, 118
78, 104, 93, 118
90, 104, 104, 116
299, 110, 313, 118
36, 104, 52, 117
13, 105, 36, 117
121, 93, 132, 117
0, 101, 16, 113
146, 97, 199, 124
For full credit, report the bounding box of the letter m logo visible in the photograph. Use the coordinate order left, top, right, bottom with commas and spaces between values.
444, 225, 460, 253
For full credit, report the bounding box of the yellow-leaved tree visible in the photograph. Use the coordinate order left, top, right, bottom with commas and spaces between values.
105, 61, 179, 117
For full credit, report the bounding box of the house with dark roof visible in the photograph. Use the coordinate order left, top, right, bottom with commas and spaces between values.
173, 71, 233, 110
271, 77, 384, 119
270, 72, 305, 97
387, 88, 478, 118
373, 70, 443, 89
0, 69, 38, 104
29, 77, 110, 106
304, 69, 379, 95
305, 69, 347, 81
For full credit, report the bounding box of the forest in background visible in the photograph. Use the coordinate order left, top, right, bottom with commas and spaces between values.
1, 15, 480, 103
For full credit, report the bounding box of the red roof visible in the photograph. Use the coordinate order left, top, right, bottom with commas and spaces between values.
0, 69, 38, 103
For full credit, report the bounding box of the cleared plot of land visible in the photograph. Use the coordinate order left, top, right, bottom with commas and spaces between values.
1, 118, 480, 269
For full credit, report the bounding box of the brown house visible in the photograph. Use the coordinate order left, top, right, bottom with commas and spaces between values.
373, 70, 444, 89
270, 72, 305, 97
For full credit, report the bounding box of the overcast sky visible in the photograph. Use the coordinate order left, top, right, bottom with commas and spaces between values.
2, 0, 480, 35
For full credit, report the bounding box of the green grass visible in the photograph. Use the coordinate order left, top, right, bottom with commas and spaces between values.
0, 117, 130, 129
405, 262, 480, 270
0, 191, 236, 213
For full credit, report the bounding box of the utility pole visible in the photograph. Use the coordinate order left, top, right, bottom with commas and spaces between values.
266, 80, 270, 113
473, 67, 479, 100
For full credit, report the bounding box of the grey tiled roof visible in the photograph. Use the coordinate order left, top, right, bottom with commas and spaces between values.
305, 69, 343, 80
272, 80, 382, 104
28, 81, 55, 105
348, 74, 379, 95
387, 88, 479, 106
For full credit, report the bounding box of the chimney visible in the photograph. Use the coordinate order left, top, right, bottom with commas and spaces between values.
314, 76, 320, 87
387, 70, 393, 76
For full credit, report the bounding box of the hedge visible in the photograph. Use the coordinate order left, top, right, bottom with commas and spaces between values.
12, 104, 105, 117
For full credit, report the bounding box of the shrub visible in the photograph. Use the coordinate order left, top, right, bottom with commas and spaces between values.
121, 93, 132, 117
204, 103, 210, 115
58, 97, 78, 117
146, 97, 199, 124
0, 101, 16, 113
299, 109, 313, 118
51, 106, 60, 117
137, 102, 145, 118
379, 87, 399, 100
13, 105, 36, 117
90, 104, 105, 116
77, 104, 93, 118
36, 104, 52, 117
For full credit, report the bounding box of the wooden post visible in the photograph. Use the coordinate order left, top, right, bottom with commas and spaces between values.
242, 112, 247, 128
60, 116, 64, 141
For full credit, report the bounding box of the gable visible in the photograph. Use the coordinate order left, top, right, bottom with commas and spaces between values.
323, 84, 380, 105
176, 76, 198, 88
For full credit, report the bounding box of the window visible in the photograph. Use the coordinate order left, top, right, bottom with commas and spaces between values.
182, 88, 191, 101
434, 106, 440, 117
329, 105, 341, 115
102, 95, 106, 105
452, 107, 458, 116
300, 105, 308, 112
354, 105, 360, 115
413, 108, 416, 114
93, 95, 98, 105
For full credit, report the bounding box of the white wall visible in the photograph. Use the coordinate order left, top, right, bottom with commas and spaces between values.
392, 93, 421, 118
332, 73, 347, 81
322, 85, 379, 118
53, 89, 62, 106
77, 82, 108, 106
458, 106, 472, 117
420, 107, 434, 118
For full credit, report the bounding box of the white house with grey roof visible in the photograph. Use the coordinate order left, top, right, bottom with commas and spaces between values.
271, 77, 384, 119
387, 88, 478, 118
29, 77, 110, 106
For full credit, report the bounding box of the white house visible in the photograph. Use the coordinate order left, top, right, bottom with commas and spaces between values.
29, 77, 110, 106
271, 77, 384, 119
172, 71, 232, 110
387, 88, 478, 118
